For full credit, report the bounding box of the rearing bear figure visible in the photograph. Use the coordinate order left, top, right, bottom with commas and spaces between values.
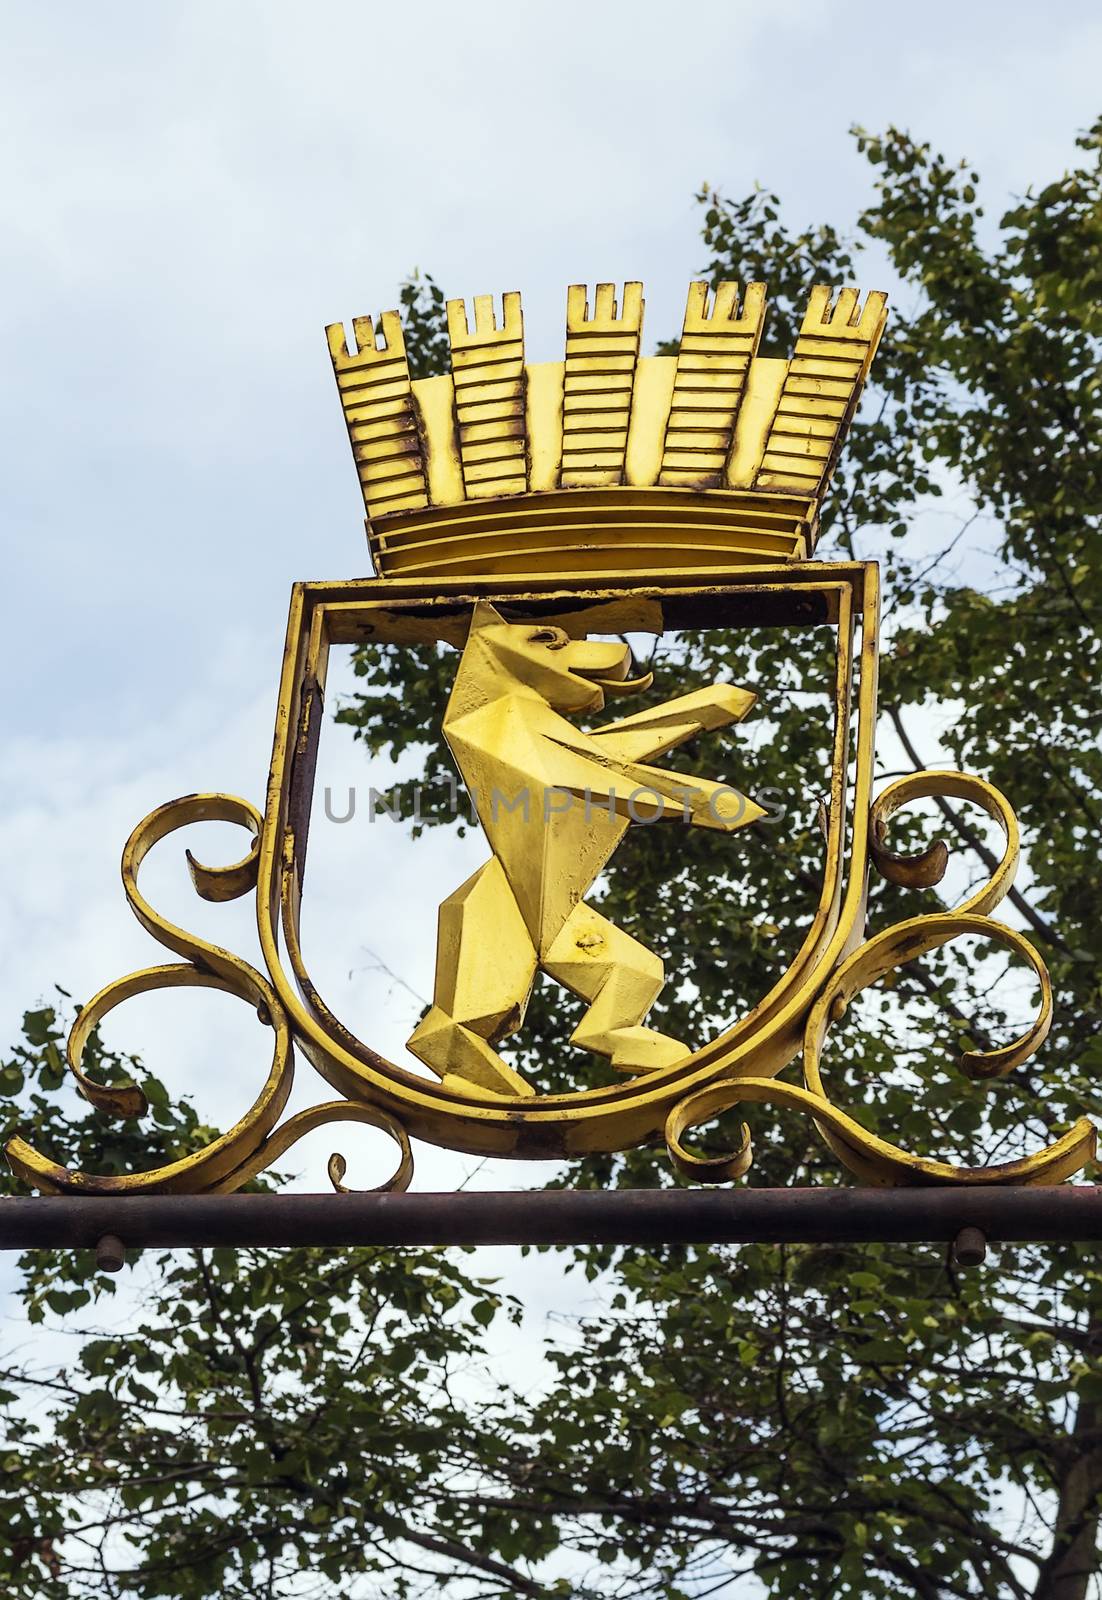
407, 602, 763, 1096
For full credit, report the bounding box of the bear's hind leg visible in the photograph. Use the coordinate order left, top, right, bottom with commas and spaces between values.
407, 859, 538, 1097
543, 903, 687, 1075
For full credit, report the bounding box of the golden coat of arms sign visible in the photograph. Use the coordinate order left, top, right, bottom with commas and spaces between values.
7, 280, 1095, 1203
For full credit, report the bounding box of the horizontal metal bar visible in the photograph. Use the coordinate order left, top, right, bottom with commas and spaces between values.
0, 1187, 1100, 1252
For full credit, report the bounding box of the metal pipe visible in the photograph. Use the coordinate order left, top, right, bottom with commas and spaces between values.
0, 1187, 1099, 1252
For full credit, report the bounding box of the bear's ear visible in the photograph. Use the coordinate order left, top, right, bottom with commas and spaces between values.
469, 600, 506, 631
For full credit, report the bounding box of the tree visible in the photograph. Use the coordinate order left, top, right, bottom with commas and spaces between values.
2, 119, 1100, 1597
0, 1005, 534, 1599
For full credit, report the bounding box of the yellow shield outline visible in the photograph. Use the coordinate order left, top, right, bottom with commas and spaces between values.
260, 560, 878, 1159
12, 558, 1090, 1194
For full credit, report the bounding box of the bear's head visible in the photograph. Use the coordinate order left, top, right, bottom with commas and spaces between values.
464, 602, 644, 714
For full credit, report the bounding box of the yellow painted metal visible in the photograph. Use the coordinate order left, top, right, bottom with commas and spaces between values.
405, 602, 762, 1096
665, 769, 1095, 1186
326, 312, 429, 518
369, 485, 819, 579
414, 374, 465, 507
756, 286, 887, 494
447, 293, 526, 500
727, 359, 790, 489
525, 361, 565, 493
561, 281, 643, 488
625, 358, 677, 487
9, 561, 1090, 1193
7, 280, 1093, 1197
659, 281, 765, 489
5, 794, 408, 1196
325, 280, 885, 577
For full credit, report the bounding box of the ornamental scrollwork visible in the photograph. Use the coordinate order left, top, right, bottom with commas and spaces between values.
664, 772, 1095, 1187
6, 795, 413, 1197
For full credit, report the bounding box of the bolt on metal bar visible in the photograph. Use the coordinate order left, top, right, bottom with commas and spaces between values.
0, 1187, 1099, 1254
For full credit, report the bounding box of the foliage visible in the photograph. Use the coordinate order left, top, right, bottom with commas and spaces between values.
399, 269, 451, 381
0, 1006, 529, 1599
2, 122, 1101, 1597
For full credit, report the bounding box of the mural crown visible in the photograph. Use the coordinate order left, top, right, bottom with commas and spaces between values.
325, 280, 887, 580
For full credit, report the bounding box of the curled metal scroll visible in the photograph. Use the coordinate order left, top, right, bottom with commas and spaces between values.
5, 795, 414, 1196
666, 771, 1096, 1187
210, 1102, 413, 1195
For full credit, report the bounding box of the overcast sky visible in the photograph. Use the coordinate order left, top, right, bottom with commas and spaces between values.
0, 0, 1099, 1205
